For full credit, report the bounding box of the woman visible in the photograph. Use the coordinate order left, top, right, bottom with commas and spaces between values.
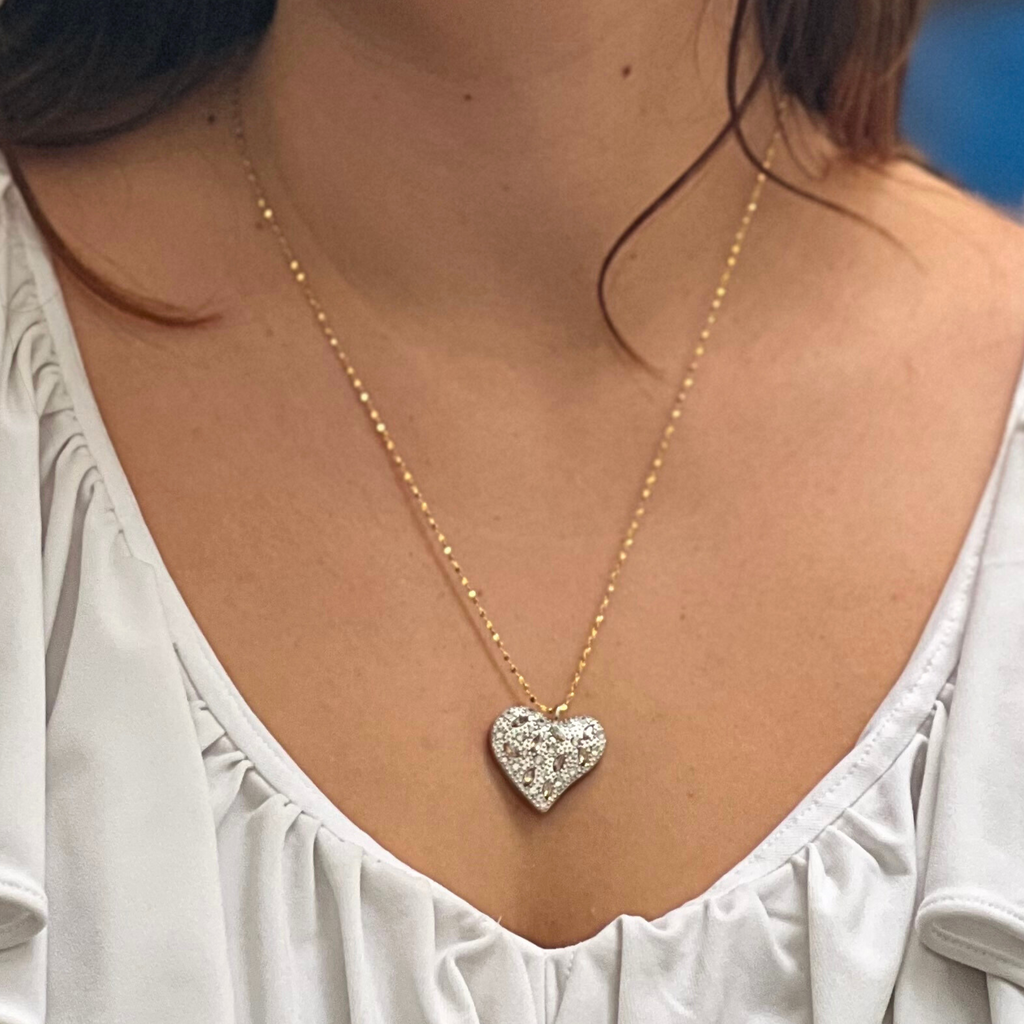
1, 0, 1022, 1020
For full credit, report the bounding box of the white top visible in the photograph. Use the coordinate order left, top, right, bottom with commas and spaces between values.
2, 155, 1024, 1024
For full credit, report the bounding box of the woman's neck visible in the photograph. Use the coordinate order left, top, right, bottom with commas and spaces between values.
238, 0, 788, 346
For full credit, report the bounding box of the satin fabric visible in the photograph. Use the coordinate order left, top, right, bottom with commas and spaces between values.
2, 155, 1024, 1023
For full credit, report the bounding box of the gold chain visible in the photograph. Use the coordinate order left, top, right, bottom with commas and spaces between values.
231, 82, 778, 718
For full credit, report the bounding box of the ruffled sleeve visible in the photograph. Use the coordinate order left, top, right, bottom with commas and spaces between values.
917, 420, 1024, 993
0, 162, 51, 1022
0, 158, 237, 1024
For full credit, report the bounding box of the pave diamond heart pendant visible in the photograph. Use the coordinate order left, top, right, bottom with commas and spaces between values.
490, 706, 606, 812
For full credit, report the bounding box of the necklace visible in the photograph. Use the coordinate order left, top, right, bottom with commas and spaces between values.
231, 82, 778, 812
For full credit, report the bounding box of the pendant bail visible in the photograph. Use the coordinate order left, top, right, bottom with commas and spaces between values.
554, 703, 569, 719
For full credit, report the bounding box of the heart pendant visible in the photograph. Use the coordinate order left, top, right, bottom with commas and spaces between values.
490, 706, 606, 812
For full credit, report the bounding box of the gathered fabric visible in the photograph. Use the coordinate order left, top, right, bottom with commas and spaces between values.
2, 153, 1024, 1023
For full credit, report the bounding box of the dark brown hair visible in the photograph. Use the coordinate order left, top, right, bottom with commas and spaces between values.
0, 0, 925, 332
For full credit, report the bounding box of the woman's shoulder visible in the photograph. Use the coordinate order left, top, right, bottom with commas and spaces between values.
882, 157, 1024, 303
0, 150, 54, 424
0, 147, 75, 441
861, 157, 1024, 394
0, 148, 38, 328
0, 145, 102, 568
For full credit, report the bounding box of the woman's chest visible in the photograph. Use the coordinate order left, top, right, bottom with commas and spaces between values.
63, 288, 1024, 949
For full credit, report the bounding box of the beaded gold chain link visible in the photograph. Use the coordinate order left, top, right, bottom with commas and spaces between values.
231, 81, 779, 718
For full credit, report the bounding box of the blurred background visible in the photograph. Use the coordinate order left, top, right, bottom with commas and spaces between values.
902, 0, 1024, 211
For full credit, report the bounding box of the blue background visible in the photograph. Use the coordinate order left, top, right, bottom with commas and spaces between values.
901, 0, 1024, 208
